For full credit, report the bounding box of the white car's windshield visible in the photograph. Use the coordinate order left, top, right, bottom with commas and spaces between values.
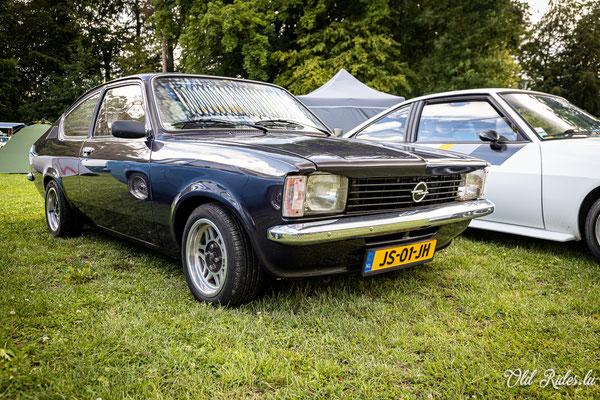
153, 76, 329, 135
502, 92, 600, 140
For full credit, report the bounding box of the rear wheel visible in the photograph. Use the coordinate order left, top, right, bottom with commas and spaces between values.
584, 197, 600, 262
44, 180, 83, 237
181, 203, 263, 306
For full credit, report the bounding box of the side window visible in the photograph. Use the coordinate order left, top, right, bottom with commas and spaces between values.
94, 84, 145, 137
63, 93, 100, 137
355, 105, 411, 141
417, 101, 518, 142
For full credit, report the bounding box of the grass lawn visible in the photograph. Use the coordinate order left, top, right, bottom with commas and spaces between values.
1, 173, 599, 399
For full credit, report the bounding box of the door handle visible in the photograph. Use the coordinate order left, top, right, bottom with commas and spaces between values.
82, 146, 95, 156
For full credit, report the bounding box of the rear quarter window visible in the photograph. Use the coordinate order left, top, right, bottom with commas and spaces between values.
63, 93, 100, 138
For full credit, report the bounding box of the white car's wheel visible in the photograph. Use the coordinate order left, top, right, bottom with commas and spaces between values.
181, 203, 263, 306
584, 197, 600, 262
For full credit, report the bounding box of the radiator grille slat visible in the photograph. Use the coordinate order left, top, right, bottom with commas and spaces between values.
346, 174, 462, 214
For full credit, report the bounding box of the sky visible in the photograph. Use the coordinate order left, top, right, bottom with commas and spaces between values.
526, 0, 551, 24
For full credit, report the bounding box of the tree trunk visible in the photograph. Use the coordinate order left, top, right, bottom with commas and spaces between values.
103, 50, 111, 82
167, 43, 175, 72
161, 30, 168, 73
134, 0, 141, 38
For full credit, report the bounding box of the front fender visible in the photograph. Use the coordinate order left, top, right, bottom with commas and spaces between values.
169, 178, 252, 245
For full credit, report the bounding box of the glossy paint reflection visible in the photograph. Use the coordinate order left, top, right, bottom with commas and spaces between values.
79, 137, 156, 243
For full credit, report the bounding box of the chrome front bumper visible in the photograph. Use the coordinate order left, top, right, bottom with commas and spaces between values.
267, 199, 494, 245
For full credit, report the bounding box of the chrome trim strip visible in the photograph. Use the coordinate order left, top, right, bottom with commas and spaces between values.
267, 199, 494, 245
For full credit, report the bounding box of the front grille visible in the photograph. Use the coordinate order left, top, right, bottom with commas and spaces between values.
346, 174, 461, 214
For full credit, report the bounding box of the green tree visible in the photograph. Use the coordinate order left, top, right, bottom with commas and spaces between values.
117, 0, 161, 75
1, 0, 531, 121
180, 0, 415, 95
392, 0, 527, 95
273, 0, 414, 96
0, 0, 86, 121
0, 1, 22, 120
0, 0, 161, 121
521, 0, 600, 115
178, 0, 527, 98
179, 0, 274, 80
153, 0, 193, 72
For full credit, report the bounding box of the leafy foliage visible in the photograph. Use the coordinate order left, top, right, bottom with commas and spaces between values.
0, 0, 85, 121
273, 0, 414, 95
180, 0, 272, 80
179, 0, 526, 97
0, 0, 156, 121
397, 0, 527, 95
520, 0, 600, 115
2, 0, 599, 122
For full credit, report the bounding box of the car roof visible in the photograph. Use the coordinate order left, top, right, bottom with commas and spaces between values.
83, 73, 286, 97
399, 88, 551, 105
66, 73, 293, 115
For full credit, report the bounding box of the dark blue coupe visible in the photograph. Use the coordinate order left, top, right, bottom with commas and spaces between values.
28, 74, 493, 305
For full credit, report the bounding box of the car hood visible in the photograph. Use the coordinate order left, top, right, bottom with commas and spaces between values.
166, 132, 486, 177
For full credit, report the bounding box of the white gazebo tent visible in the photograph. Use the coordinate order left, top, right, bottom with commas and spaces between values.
297, 69, 405, 133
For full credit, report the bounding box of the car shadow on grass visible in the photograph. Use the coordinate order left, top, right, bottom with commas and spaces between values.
78, 225, 421, 307
77, 224, 599, 308
259, 262, 429, 309
80, 226, 182, 273
462, 227, 594, 261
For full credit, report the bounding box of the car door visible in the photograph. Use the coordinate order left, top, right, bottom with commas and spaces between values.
55, 91, 101, 209
79, 81, 158, 244
409, 96, 544, 229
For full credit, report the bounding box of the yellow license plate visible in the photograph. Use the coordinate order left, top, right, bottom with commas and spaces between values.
363, 239, 437, 275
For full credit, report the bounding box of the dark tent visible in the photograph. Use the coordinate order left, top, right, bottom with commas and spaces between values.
0, 124, 51, 173
297, 69, 405, 133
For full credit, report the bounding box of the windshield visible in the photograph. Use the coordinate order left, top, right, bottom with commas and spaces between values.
153, 76, 329, 134
501, 92, 600, 140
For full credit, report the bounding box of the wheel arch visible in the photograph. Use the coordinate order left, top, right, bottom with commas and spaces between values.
170, 190, 255, 249
578, 185, 600, 241
42, 168, 62, 190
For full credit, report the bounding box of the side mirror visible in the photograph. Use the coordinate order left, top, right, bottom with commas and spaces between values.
333, 128, 344, 137
479, 130, 503, 150
112, 120, 146, 139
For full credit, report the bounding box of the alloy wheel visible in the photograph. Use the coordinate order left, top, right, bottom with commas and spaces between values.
185, 218, 227, 297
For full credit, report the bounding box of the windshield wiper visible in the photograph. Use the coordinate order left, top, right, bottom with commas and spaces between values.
556, 128, 591, 138
172, 118, 267, 133
255, 119, 331, 136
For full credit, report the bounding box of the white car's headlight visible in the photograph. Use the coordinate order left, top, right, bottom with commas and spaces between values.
458, 169, 487, 201
282, 173, 348, 217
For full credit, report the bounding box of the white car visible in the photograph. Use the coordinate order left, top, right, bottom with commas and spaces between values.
346, 89, 600, 261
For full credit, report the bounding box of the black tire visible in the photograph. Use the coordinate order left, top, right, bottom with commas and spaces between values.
181, 203, 263, 306
44, 180, 83, 237
584, 197, 600, 262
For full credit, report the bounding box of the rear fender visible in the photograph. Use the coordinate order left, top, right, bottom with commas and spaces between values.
42, 167, 62, 189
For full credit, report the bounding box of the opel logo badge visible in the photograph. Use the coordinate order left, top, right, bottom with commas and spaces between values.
411, 181, 428, 203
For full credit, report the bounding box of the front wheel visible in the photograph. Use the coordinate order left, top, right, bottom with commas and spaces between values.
44, 180, 83, 237
181, 203, 263, 306
584, 197, 600, 262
